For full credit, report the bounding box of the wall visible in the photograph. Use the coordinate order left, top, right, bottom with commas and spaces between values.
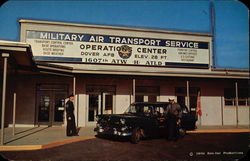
2, 74, 249, 127
5, 74, 73, 127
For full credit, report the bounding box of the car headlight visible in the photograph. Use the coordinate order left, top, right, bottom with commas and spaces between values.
120, 118, 126, 124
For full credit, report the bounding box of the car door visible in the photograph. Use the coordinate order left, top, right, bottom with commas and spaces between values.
137, 106, 158, 137
154, 106, 166, 134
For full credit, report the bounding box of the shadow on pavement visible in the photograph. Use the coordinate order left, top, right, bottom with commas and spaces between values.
4, 127, 50, 145
14, 126, 41, 135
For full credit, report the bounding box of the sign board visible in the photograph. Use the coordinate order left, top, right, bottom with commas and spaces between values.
25, 28, 210, 68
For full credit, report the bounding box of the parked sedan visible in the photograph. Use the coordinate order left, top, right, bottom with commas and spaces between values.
94, 102, 196, 143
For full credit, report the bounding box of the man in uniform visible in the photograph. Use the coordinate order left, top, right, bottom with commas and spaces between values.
65, 94, 78, 136
165, 97, 182, 141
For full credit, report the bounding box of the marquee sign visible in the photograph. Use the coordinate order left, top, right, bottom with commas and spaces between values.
26, 30, 210, 68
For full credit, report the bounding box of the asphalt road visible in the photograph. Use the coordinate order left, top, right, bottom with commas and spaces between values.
1, 133, 249, 161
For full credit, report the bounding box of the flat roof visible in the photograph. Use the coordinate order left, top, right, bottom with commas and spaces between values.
0, 40, 37, 73
19, 19, 212, 37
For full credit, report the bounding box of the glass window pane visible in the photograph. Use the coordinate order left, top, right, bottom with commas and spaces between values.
238, 99, 246, 106
105, 95, 113, 111
175, 87, 186, 95
135, 95, 144, 102
225, 100, 233, 105
89, 94, 99, 121
54, 93, 66, 122
177, 96, 185, 105
38, 95, 50, 122
224, 88, 235, 98
148, 95, 157, 102
238, 88, 249, 99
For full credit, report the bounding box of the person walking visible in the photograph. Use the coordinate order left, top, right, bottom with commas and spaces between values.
165, 97, 182, 141
65, 94, 78, 136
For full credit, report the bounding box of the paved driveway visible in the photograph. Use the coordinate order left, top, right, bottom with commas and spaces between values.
1, 133, 248, 161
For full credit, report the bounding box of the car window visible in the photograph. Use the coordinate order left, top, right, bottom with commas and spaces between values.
180, 104, 189, 114
143, 106, 153, 114
154, 106, 165, 116
124, 105, 137, 114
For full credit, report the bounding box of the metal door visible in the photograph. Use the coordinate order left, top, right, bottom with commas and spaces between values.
36, 91, 67, 126
86, 92, 115, 126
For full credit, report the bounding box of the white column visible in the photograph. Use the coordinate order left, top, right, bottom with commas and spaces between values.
133, 79, 136, 103
235, 82, 239, 127
12, 93, 17, 136
1, 53, 9, 145
73, 76, 76, 95
186, 80, 190, 110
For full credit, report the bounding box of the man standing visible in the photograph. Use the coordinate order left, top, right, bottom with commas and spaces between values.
65, 94, 78, 136
165, 97, 182, 141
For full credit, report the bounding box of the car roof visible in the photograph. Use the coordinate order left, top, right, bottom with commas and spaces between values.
132, 102, 169, 106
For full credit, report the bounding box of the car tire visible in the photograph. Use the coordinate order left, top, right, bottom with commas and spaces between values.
131, 127, 141, 144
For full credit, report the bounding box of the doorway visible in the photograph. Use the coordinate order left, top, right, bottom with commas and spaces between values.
86, 85, 115, 126
36, 84, 68, 126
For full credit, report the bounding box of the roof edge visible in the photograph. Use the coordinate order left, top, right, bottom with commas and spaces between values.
19, 19, 212, 37
0, 40, 30, 48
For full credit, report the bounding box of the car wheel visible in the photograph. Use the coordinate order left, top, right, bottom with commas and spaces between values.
131, 127, 141, 144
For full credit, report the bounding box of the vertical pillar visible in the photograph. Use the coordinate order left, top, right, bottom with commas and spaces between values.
186, 80, 190, 110
1, 53, 9, 145
235, 82, 239, 127
221, 96, 224, 126
73, 76, 78, 127
12, 93, 16, 136
133, 79, 136, 103
73, 76, 76, 95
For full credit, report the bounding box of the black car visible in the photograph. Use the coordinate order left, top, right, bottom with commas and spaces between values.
94, 102, 196, 143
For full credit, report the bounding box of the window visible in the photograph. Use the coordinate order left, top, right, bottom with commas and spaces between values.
175, 87, 201, 117
224, 88, 249, 106
175, 87, 200, 107
135, 86, 159, 102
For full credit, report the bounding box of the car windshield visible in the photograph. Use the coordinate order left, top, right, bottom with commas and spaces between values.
124, 104, 141, 114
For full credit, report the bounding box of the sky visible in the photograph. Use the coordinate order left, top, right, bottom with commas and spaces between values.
0, 0, 249, 69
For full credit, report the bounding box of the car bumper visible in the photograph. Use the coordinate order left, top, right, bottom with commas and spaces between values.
94, 127, 132, 137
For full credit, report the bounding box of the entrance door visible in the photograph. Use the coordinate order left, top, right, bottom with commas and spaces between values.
87, 92, 114, 126
37, 90, 67, 126
102, 93, 114, 114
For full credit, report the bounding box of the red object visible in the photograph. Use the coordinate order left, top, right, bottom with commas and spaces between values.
196, 91, 202, 116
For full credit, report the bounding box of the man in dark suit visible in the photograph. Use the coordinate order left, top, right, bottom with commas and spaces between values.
65, 94, 78, 136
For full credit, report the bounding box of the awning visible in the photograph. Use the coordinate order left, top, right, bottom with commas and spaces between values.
0, 40, 37, 74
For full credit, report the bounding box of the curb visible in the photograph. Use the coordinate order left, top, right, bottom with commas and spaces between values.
187, 129, 249, 133
0, 136, 96, 151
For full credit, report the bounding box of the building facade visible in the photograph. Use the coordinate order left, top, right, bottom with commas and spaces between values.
0, 20, 249, 128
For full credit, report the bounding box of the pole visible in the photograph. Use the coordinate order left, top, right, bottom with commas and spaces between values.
235, 82, 239, 127
186, 80, 190, 110
133, 79, 136, 103
210, 0, 216, 68
73, 77, 77, 126
73, 76, 76, 95
1, 53, 9, 145
12, 93, 16, 136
